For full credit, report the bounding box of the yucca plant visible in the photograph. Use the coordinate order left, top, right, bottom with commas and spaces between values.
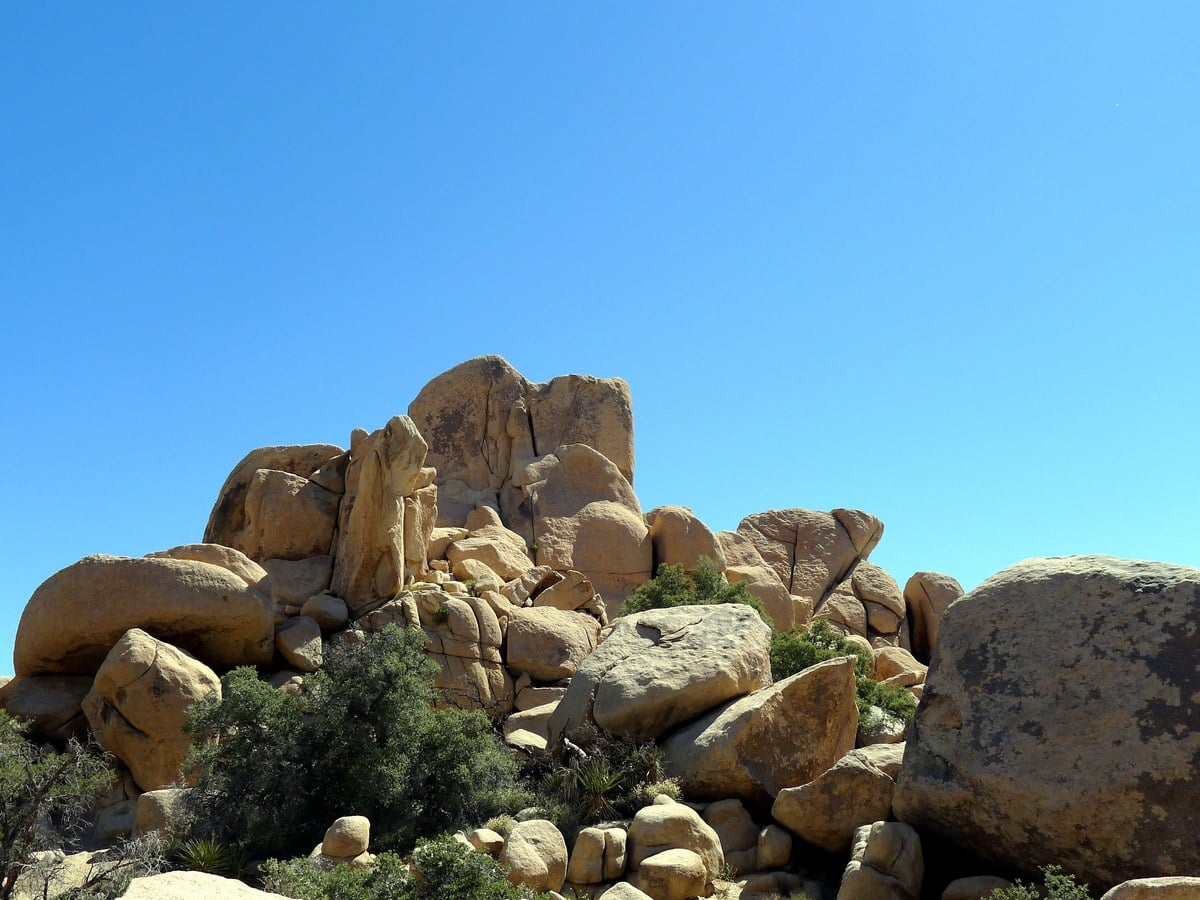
173, 836, 244, 877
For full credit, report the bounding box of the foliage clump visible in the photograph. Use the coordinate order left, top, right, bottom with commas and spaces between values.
263, 838, 552, 900
183, 625, 529, 859
619, 556, 772, 625
0, 710, 115, 899
991, 864, 1093, 899
770, 619, 917, 724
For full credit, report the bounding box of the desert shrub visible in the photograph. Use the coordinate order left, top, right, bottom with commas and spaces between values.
263, 838, 551, 900
991, 864, 1093, 899
770, 619, 917, 724
537, 723, 675, 840
620, 556, 773, 626
183, 625, 528, 859
172, 836, 243, 877
19, 833, 166, 900
0, 710, 114, 899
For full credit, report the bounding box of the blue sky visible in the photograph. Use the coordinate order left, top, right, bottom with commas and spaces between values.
3, 4, 1198, 671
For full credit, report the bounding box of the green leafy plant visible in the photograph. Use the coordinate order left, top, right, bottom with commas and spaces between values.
991, 864, 1093, 899
172, 836, 244, 877
432, 605, 451, 625
0, 710, 114, 900
619, 556, 773, 626
770, 619, 917, 724
182, 625, 529, 859
483, 815, 514, 839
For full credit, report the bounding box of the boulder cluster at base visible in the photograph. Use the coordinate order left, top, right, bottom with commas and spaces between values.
5, 355, 1198, 900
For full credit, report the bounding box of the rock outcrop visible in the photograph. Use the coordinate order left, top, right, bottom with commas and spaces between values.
894, 555, 1200, 886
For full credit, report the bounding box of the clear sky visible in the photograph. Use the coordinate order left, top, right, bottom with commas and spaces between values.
3, 4, 1198, 673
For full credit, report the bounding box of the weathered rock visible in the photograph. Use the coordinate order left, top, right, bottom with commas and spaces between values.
500, 819, 568, 893
503, 701, 557, 752
300, 592, 349, 633
469, 827, 505, 855
813, 581, 868, 637
83, 629, 221, 791
716, 530, 795, 632
567, 827, 608, 885
534, 570, 599, 614
428, 527, 468, 561
1100, 877, 1200, 899
637, 848, 708, 900
3, 675, 92, 741
599, 883, 653, 899
408, 357, 634, 526
702, 799, 758, 856
331, 416, 429, 615
772, 743, 905, 853
15, 552, 275, 675
663, 656, 859, 806
737, 508, 883, 611
549, 605, 771, 744
903, 571, 964, 664
322, 815, 370, 858
646, 506, 725, 573
514, 444, 652, 617
627, 802, 723, 888
203, 444, 345, 551
894, 556, 1200, 885
92, 800, 136, 843
262, 555, 334, 611
134, 788, 189, 839
146, 543, 271, 591
451, 557, 504, 594
506, 607, 601, 682
838, 821, 923, 900
123, 871, 294, 899
405, 483, 439, 577
447, 523, 534, 582
757, 824, 792, 871
873, 647, 926, 686
275, 616, 323, 672
233, 468, 341, 562
502, 566, 563, 606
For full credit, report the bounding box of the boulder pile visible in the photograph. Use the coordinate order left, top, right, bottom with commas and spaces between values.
4, 355, 1197, 900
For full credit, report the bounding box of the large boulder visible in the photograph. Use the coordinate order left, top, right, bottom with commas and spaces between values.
737, 508, 883, 611
408, 356, 635, 526
645, 506, 725, 574
1100, 878, 1200, 899
331, 416, 430, 615
626, 801, 723, 882
2, 675, 93, 741
227, 468, 341, 562
513, 443, 652, 617
717, 530, 796, 632
499, 819, 568, 893
203, 443, 346, 552
15, 551, 275, 675
772, 743, 905, 853
82, 629, 220, 791
549, 604, 771, 744
122, 871, 293, 899
903, 571, 964, 664
893, 556, 1200, 886
662, 656, 859, 807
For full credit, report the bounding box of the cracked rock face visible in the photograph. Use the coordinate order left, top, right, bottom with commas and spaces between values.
547, 604, 772, 744
893, 555, 1200, 887
83, 629, 221, 792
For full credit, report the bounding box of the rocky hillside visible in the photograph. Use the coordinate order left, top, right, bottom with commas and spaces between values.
3, 355, 1197, 900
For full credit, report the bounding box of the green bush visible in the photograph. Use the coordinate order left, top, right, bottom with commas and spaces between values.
183, 625, 529, 859
263, 838, 551, 900
0, 710, 114, 900
770, 619, 917, 724
619, 556, 772, 626
991, 864, 1093, 899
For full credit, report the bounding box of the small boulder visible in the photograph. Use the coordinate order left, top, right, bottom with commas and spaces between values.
627, 802, 723, 882
637, 848, 708, 900
506, 607, 600, 682
1100, 877, 1200, 899
322, 815, 370, 859
276, 616, 323, 673
500, 819, 568, 893
903, 571, 963, 663
838, 821, 924, 900
301, 593, 349, 633
941, 876, 1014, 899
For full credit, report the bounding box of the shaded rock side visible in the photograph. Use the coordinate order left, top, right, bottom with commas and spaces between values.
904, 571, 964, 664
331, 416, 430, 615
717, 530, 796, 632
662, 656, 859, 807
548, 604, 771, 744
893, 555, 1200, 886
15, 552, 275, 675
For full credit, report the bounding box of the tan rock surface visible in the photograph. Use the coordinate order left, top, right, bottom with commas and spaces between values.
549, 604, 771, 744
646, 506, 725, 573
627, 801, 723, 880
772, 743, 905, 853
235, 468, 341, 562
83, 629, 220, 791
1100, 878, 1200, 899
3, 674, 92, 741
331, 415, 429, 615
717, 530, 795, 632
275, 616, 323, 672
15, 553, 274, 675
894, 556, 1200, 885
637, 848, 708, 900
663, 656, 859, 806
203, 443, 344, 550
322, 815, 370, 858
262, 555, 333, 610
506, 607, 601, 682
500, 818, 568, 893
447, 523, 533, 581
123, 871, 293, 900
838, 821, 924, 900
904, 571, 964, 664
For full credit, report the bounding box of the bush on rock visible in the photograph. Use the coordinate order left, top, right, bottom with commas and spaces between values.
619, 556, 772, 624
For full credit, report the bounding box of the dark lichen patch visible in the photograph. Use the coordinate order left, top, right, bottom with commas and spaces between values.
1128, 764, 1200, 875
1018, 719, 1045, 738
